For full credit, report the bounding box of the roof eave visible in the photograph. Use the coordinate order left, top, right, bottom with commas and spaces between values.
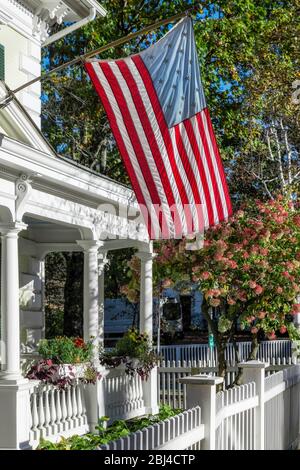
63, 0, 107, 19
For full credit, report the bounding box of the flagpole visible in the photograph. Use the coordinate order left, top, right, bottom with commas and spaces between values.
0, 6, 200, 107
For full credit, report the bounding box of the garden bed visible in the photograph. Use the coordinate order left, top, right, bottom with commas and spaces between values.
37, 405, 182, 450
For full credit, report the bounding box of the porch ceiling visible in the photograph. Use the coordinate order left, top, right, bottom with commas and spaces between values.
23, 215, 82, 244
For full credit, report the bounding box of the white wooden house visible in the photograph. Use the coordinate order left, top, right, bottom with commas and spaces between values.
0, 0, 157, 449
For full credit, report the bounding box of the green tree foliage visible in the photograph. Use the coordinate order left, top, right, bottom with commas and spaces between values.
105, 248, 136, 298
63, 252, 83, 337
42, 0, 192, 181
42, 1, 300, 199
42, 1, 300, 338
45, 252, 83, 338
45, 253, 66, 338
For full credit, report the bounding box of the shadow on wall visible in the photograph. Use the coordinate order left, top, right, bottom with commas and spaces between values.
0, 206, 13, 223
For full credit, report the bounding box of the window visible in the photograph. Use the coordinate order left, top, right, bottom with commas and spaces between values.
0, 44, 4, 81
163, 302, 181, 321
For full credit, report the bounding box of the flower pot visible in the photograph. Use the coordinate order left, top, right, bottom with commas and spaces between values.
58, 363, 86, 380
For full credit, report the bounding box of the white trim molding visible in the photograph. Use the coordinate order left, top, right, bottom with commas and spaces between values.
0, 1, 106, 43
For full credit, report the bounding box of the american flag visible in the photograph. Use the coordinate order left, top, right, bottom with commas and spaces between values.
85, 17, 232, 239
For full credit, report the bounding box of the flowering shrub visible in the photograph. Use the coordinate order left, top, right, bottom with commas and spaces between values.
38, 336, 93, 364
99, 328, 159, 380
152, 197, 300, 341
123, 196, 300, 380
189, 196, 300, 342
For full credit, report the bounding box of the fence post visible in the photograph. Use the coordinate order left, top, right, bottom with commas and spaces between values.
178, 375, 223, 450
82, 366, 106, 432
238, 360, 269, 450
291, 341, 299, 364
143, 366, 159, 415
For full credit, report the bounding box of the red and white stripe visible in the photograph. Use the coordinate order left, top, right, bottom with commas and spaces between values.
85, 56, 232, 239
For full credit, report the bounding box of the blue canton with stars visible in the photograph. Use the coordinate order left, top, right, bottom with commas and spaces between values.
139, 16, 206, 128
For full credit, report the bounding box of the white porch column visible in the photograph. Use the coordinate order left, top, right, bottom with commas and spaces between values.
136, 246, 158, 415
0, 222, 26, 379
136, 249, 155, 340
77, 240, 101, 363
77, 243, 107, 432
98, 250, 108, 351
0, 222, 34, 450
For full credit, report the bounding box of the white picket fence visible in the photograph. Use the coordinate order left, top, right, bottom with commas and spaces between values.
214, 363, 300, 450
159, 339, 292, 363
215, 382, 258, 449
264, 365, 300, 449
30, 361, 300, 450
29, 381, 89, 448
101, 363, 300, 451
158, 357, 296, 408
200, 362, 300, 450
101, 406, 204, 450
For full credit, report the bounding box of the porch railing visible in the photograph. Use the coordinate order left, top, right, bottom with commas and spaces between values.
29, 381, 89, 448
29, 366, 147, 447
103, 367, 146, 422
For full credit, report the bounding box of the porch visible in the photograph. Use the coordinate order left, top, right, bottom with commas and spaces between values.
0, 131, 157, 449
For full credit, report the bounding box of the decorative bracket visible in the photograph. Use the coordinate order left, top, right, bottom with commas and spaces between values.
15, 173, 32, 222
33, 2, 70, 42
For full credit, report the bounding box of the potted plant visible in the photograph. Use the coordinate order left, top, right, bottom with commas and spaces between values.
26, 336, 101, 389
99, 329, 160, 380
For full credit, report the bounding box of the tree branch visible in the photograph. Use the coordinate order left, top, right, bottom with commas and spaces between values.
271, 124, 286, 192
280, 119, 292, 185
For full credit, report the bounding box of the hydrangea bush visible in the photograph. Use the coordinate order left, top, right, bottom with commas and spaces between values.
190, 196, 300, 342
123, 196, 300, 380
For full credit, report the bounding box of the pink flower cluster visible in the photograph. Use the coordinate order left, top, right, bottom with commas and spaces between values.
291, 304, 300, 315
